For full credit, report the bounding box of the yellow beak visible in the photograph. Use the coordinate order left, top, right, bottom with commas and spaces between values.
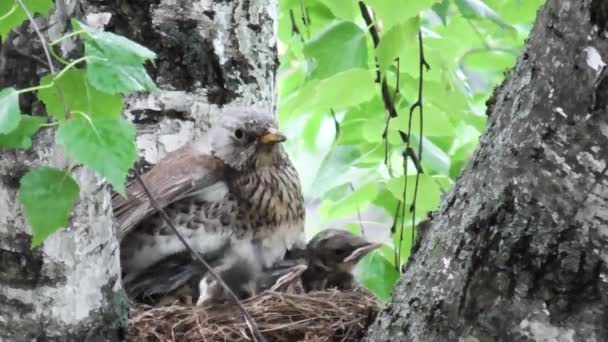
260, 128, 287, 144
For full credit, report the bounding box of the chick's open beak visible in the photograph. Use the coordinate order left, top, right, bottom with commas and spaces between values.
260, 127, 287, 144
270, 264, 307, 291
343, 242, 383, 263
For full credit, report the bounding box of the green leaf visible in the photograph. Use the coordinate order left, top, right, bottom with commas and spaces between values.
365, 0, 439, 30
86, 42, 157, 95
56, 117, 137, 195
0, 87, 21, 134
454, 0, 512, 29
386, 131, 451, 176
0, 0, 53, 43
38, 68, 124, 120
432, 0, 450, 25
356, 248, 399, 301
303, 21, 367, 79
318, 0, 357, 19
288, 69, 377, 115
0, 115, 45, 150
310, 145, 365, 196
462, 48, 517, 72
19, 167, 80, 247
376, 17, 419, 72
320, 182, 379, 222
313, 69, 376, 109
392, 221, 414, 264
73, 20, 157, 94
73, 19, 156, 63
385, 174, 443, 213
392, 103, 456, 137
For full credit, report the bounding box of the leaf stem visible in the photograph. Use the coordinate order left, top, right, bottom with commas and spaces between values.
16, 0, 71, 118
49, 47, 71, 66
0, 4, 18, 22
55, 56, 90, 79
71, 110, 102, 141
16, 56, 93, 94
40, 121, 60, 128
49, 30, 84, 46
17, 82, 55, 94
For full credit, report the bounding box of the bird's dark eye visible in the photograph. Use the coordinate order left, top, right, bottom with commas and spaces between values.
333, 248, 348, 257
234, 129, 244, 139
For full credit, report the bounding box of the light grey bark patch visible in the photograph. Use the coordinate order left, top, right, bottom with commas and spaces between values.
0, 5, 125, 341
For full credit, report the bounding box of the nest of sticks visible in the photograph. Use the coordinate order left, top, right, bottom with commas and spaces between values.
128, 288, 382, 341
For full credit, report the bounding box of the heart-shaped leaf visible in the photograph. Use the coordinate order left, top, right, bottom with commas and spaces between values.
56, 117, 137, 195
0, 115, 45, 150
20, 167, 80, 247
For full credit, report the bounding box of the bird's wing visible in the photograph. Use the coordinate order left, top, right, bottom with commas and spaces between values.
124, 261, 202, 300
112, 143, 226, 239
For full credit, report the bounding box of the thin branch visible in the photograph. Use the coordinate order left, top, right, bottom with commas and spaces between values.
359, 2, 428, 268
358, 2, 379, 45
408, 31, 429, 252
299, 0, 311, 39
348, 183, 365, 236
16, 0, 55, 75
390, 201, 401, 271
17, 0, 70, 118
397, 149, 408, 271
132, 170, 266, 342
359, 1, 419, 169
289, 9, 304, 42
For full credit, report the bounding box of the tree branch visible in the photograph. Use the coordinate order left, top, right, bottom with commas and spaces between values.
17, 0, 69, 117
16, 0, 55, 74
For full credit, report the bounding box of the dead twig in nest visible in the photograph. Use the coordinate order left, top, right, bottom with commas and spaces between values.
128, 288, 382, 342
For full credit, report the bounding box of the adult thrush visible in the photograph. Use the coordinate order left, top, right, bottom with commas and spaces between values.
283, 228, 382, 291
114, 109, 305, 282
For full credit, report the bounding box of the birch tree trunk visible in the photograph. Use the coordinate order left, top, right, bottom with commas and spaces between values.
365, 1, 608, 341
0, 0, 277, 340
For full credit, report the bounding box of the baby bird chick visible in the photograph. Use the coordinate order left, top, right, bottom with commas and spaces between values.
196, 258, 307, 306
284, 228, 382, 292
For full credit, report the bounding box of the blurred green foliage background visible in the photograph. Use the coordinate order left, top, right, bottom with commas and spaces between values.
277, 0, 545, 300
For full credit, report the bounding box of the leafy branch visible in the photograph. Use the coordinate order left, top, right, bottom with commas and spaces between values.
0, 1, 152, 246
358, 2, 426, 272
397, 31, 429, 268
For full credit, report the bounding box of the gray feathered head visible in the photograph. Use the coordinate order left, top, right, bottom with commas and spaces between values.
207, 109, 287, 171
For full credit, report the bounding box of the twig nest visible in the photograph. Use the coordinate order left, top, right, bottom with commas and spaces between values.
128, 288, 382, 341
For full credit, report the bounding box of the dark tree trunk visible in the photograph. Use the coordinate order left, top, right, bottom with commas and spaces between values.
365, 0, 608, 341
0, 0, 277, 341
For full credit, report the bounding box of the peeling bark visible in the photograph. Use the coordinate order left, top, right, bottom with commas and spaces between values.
365, 1, 608, 341
0, 0, 277, 340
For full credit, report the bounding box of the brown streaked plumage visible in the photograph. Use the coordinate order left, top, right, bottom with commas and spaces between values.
115, 109, 305, 282
113, 145, 226, 238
